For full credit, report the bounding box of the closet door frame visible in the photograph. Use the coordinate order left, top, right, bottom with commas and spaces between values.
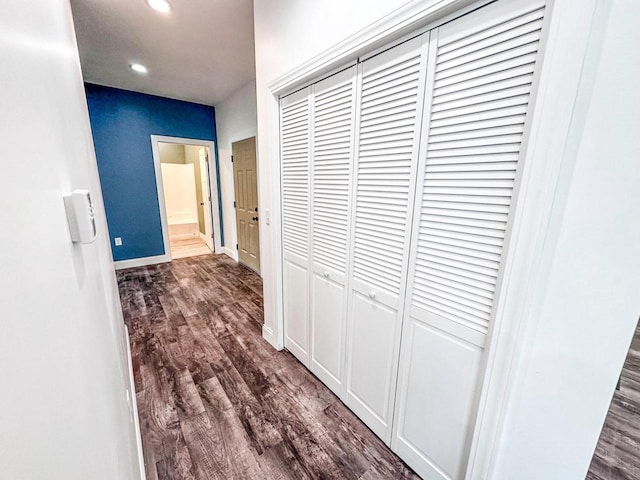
267, 0, 596, 477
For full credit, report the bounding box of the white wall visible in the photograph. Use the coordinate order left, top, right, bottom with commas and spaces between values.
158, 142, 186, 164
490, 0, 640, 478
0, 1, 142, 479
214, 80, 258, 260
253, 0, 408, 345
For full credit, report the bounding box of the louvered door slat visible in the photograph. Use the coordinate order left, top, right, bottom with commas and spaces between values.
281, 87, 312, 368
281, 91, 310, 261
352, 40, 423, 296
312, 69, 355, 274
345, 34, 429, 444
411, 2, 544, 336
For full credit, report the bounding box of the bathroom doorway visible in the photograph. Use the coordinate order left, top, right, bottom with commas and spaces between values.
150, 135, 221, 260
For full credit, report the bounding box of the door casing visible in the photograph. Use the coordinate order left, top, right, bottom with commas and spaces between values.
150, 135, 222, 260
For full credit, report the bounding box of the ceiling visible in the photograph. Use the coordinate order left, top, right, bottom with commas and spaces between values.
70, 0, 256, 106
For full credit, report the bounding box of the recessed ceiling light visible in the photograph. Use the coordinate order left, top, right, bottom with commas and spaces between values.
146, 0, 172, 13
130, 63, 148, 74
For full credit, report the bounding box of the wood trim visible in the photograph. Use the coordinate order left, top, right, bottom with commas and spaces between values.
124, 325, 147, 480
264, 91, 285, 350
114, 254, 171, 270
267, 0, 492, 96
224, 246, 239, 262
149, 135, 222, 256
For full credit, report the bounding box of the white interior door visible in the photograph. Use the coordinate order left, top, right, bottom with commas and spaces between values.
199, 148, 214, 251
392, 1, 547, 478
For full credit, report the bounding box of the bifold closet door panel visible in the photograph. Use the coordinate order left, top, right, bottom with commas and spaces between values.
345, 35, 428, 441
392, 1, 547, 478
311, 274, 344, 393
310, 67, 357, 394
281, 87, 312, 365
283, 258, 310, 363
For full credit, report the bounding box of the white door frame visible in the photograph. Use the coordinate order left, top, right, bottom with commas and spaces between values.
198, 148, 215, 251
150, 135, 222, 258
263, 0, 597, 476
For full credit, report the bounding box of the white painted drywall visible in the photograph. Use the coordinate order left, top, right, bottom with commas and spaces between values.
253, 0, 408, 345
214, 80, 258, 261
159, 142, 187, 164
490, 1, 640, 478
0, 1, 142, 479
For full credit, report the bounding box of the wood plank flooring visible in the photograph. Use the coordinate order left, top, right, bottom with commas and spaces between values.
170, 237, 212, 259
117, 254, 420, 480
587, 319, 640, 480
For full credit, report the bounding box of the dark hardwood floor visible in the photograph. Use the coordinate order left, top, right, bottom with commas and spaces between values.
118, 254, 420, 480
587, 320, 640, 480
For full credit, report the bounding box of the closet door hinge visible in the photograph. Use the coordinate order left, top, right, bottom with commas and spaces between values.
236, 243, 238, 250
233, 201, 236, 208
231, 155, 234, 163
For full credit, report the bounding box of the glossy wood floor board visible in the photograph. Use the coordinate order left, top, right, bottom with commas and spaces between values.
117, 254, 420, 480
588, 320, 640, 480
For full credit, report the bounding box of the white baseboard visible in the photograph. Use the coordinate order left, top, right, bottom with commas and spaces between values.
124, 326, 147, 480
262, 324, 281, 350
224, 247, 239, 261
114, 254, 171, 270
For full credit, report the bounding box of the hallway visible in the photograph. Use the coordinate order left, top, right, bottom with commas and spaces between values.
118, 255, 419, 480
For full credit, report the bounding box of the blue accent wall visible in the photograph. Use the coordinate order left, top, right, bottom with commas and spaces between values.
85, 84, 221, 261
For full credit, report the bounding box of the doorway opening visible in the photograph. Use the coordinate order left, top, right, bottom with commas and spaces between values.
151, 135, 221, 260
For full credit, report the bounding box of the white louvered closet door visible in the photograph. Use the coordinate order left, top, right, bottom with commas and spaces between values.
392, 1, 547, 479
310, 67, 357, 395
281, 87, 312, 365
345, 35, 429, 442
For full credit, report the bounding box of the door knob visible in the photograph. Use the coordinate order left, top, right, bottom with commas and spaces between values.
252, 216, 259, 221
200, 202, 204, 206
254, 207, 258, 212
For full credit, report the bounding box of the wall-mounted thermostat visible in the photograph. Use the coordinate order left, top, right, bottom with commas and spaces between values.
64, 189, 97, 244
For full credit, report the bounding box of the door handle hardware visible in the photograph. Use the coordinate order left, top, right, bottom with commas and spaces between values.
252, 216, 259, 221
200, 202, 204, 206
254, 207, 258, 212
